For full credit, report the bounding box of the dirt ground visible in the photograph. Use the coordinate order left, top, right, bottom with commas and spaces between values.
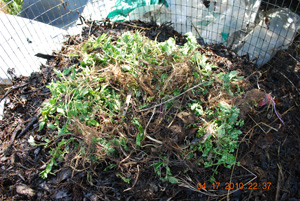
0, 19, 299, 201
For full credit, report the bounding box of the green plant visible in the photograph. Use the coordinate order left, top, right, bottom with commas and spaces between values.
131, 117, 144, 147
39, 137, 75, 179
189, 101, 204, 116
189, 102, 243, 170
81, 31, 199, 75
40, 67, 121, 129
116, 173, 131, 184
151, 156, 178, 184
36, 30, 247, 184
217, 70, 244, 96
38, 66, 124, 178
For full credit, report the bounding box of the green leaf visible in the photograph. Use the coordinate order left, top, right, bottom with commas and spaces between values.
173, 89, 180, 96
58, 125, 68, 135
160, 73, 168, 82
116, 173, 131, 184
104, 164, 117, 171
40, 158, 56, 179
168, 176, 178, 184
192, 72, 200, 79
56, 107, 65, 115
82, 88, 89, 96
49, 98, 57, 105
136, 133, 141, 146
138, 103, 148, 109
121, 65, 131, 72
47, 123, 56, 129
71, 69, 76, 80
190, 102, 203, 116
43, 138, 50, 144
209, 176, 216, 183
88, 119, 99, 126
39, 121, 46, 131
63, 68, 72, 76
152, 161, 162, 168
53, 69, 62, 77
28, 135, 37, 146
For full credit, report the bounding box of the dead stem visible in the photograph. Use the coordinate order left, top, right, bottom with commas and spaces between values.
275, 163, 283, 201
139, 82, 209, 112
248, 115, 269, 134
123, 165, 140, 192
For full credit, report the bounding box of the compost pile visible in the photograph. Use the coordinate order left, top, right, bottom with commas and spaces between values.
0, 20, 299, 201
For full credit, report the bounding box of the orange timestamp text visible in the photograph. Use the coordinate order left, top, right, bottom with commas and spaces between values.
196, 182, 271, 190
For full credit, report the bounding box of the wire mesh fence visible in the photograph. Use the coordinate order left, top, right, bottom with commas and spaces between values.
0, 0, 300, 91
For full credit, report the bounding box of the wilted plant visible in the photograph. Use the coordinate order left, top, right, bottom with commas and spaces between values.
36, 31, 246, 183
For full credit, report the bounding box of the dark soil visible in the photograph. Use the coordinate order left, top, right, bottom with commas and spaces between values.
0, 19, 299, 201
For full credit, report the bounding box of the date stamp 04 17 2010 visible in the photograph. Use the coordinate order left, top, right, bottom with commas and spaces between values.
196, 182, 271, 190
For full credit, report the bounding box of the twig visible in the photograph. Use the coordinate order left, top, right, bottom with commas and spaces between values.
177, 176, 214, 196
227, 156, 238, 200
124, 165, 140, 192
191, 21, 201, 38
119, 153, 132, 166
247, 190, 253, 201
146, 135, 163, 145
224, 105, 260, 197
167, 96, 185, 128
88, 20, 94, 37
281, 106, 294, 117
139, 82, 209, 112
17, 113, 41, 138
155, 31, 162, 42
288, 53, 300, 65
239, 165, 257, 187
120, 22, 152, 30
275, 163, 283, 201
245, 71, 262, 89
144, 107, 156, 136
261, 122, 278, 133
265, 97, 294, 127
0, 83, 28, 103
248, 115, 268, 134
0, 124, 22, 155
222, 165, 257, 199
279, 71, 300, 96
122, 89, 132, 118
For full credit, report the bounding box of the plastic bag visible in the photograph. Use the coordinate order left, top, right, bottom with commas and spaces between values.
107, 0, 168, 22
127, 4, 171, 24
200, 0, 261, 44
233, 8, 300, 66
164, 0, 214, 35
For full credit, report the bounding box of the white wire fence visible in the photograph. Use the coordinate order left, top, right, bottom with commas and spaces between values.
0, 0, 299, 92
